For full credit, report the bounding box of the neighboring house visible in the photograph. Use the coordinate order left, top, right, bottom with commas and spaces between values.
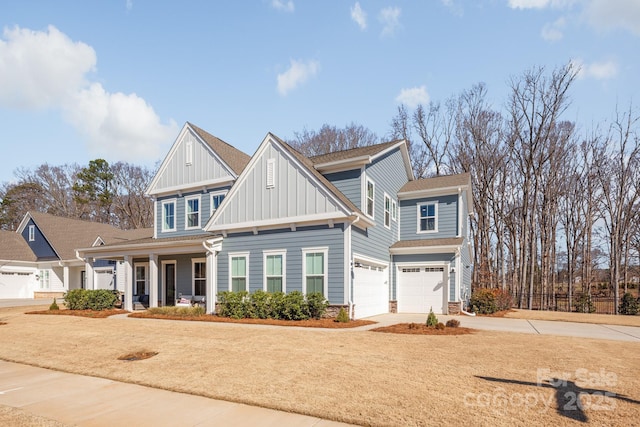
0, 211, 152, 299
77, 122, 473, 317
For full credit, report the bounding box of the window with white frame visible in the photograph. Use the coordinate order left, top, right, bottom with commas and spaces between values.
185, 195, 200, 229
303, 248, 327, 296
230, 253, 248, 292
193, 259, 206, 296
264, 250, 285, 293
384, 194, 391, 228
418, 203, 437, 233
28, 225, 35, 241
134, 263, 148, 295
365, 178, 375, 218
161, 200, 176, 232
210, 191, 226, 215
39, 270, 50, 289
266, 158, 275, 188
392, 199, 397, 221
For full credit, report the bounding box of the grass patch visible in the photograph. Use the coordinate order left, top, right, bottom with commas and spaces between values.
25, 309, 128, 318
129, 310, 375, 328
370, 322, 475, 335
118, 351, 158, 361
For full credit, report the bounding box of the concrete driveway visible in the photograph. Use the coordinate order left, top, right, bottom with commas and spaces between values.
0, 299, 51, 308
359, 313, 640, 342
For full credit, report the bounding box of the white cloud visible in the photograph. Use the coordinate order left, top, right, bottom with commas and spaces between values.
541, 17, 566, 41
379, 7, 401, 37
395, 86, 430, 109
507, 0, 575, 9
0, 25, 176, 162
571, 58, 619, 80
583, 0, 640, 36
351, 2, 367, 30
126, 0, 133, 11
271, 0, 294, 13
277, 59, 320, 96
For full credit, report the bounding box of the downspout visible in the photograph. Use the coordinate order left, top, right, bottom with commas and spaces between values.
348, 215, 360, 320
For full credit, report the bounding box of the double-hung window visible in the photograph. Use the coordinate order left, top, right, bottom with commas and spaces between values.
210, 192, 226, 215
230, 253, 248, 292
185, 195, 200, 229
193, 259, 206, 296
39, 270, 50, 289
264, 250, 285, 293
418, 203, 437, 233
134, 264, 148, 295
303, 248, 327, 296
161, 200, 176, 232
365, 178, 375, 218
384, 194, 391, 228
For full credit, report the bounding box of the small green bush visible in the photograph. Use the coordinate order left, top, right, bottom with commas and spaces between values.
445, 319, 460, 328
248, 290, 271, 319
306, 292, 329, 319
426, 308, 438, 327
217, 291, 249, 319
335, 307, 350, 323
63, 289, 116, 311
268, 292, 286, 319
619, 292, 640, 315
574, 293, 595, 313
281, 291, 308, 320
49, 298, 59, 311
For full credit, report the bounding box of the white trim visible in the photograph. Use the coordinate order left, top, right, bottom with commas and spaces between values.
149, 177, 236, 198
192, 257, 206, 296
398, 184, 470, 201
207, 211, 353, 233
344, 221, 352, 306
392, 199, 397, 222
416, 202, 438, 234
383, 193, 391, 229
302, 247, 328, 297
185, 139, 193, 165
263, 249, 286, 293
395, 261, 450, 315
457, 191, 463, 237
364, 177, 375, 219
266, 158, 275, 188
184, 194, 201, 230
390, 244, 461, 255
229, 252, 249, 292
133, 262, 149, 295
28, 225, 35, 241
353, 253, 389, 269
161, 199, 177, 232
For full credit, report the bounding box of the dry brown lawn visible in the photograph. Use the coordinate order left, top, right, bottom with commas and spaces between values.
1, 305, 639, 426
505, 308, 640, 327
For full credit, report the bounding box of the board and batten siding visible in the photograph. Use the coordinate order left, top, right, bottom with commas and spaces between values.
152, 129, 235, 193
399, 194, 458, 241
214, 143, 343, 227
217, 225, 345, 304
324, 169, 361, 207
351, 149, 406, 262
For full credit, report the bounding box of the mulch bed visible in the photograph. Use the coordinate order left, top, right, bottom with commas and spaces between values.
370, 323, 475, 335
128, 311, 376, 328
25, 309, 128, 318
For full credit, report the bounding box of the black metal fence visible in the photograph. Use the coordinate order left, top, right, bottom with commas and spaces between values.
514, 293, 616, 315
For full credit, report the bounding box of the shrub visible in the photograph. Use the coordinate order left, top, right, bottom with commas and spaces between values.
217, 291, 249, 319
426, 308, 438, 327
435, 322, 445, 330
49, 298, 59, 311
63, 289, 116, 311
445, 319, 460, 328
147, 306, 205, 317
306, 292, 329, 319
470, 289, 497, 314
248, 290, 271, 319
268, 292, 286, 319
335, 307, 350, 323
619, 292, 640, 315
281, 291, 308, 320
574, 293, 595, 313
493, 289, 513, 311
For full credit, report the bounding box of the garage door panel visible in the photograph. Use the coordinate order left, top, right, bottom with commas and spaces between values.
397, 267, 445, 314
353, 265, 388, 319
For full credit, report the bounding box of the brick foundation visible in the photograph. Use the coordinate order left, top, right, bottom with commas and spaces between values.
324, 304, 349, 319
447, 301, 462, 315
389, 300, 398, 313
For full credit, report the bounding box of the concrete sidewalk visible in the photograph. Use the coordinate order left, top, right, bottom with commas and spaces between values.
0, 361, 355, 427
358, 313, 640, 342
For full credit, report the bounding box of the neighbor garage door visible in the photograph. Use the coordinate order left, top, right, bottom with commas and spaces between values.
397, 267, 445, 314
353, 264, 388, 319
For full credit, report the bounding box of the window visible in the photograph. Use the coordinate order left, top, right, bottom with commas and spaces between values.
384, 194, 391, 228
303, 248, 327, 296
266, 158, 275, 188
210, 192, 226, 215
392, 199, 397, 221
185, 196, 200, 229
230, 253, 248, 292
365, 178, 375, 218
39, 270, 50, 289
193, 259, 206, 296
264, 250, 285, 293
418, 203, 437, 233
162, 200, 176, 232
135, 264, 148, 295
28, 225, 35, 241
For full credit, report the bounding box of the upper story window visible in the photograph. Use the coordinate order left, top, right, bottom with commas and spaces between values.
161, 200, 176, 232
185, 195, 200, 229
417, 203, 438, 233
28, 225, 35, 241
210, 191, 227, 216
365, 178, 375, 218
384, 194, 391, 229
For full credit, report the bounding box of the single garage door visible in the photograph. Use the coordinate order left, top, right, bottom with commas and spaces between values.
353, 263, 388, 319
397, 267, 445, 314
0, 271, 33, 298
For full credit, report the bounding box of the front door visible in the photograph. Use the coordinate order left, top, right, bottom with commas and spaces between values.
165, 262, 176, 306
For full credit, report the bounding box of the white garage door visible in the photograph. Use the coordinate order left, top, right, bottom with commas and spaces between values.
353, 264, 388, 319
0, 271, 34, 298
397, 267, 445, 314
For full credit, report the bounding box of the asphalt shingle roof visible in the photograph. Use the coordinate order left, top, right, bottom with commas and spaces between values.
398, 173, 471, 193
309, 140, 403, 165
390, 237, 464, 249
0, 230, 37, 261
188, 122, 251, 175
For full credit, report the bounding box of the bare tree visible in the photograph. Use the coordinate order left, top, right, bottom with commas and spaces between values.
111, 162, 154, 229
288, 123, 379, 157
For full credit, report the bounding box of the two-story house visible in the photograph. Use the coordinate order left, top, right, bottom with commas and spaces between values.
76, 122, 472, 317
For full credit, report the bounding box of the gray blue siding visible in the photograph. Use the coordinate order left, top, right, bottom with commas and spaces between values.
156, 186, 230, 237
325, 169, 362, 207
399, 194, 458, 241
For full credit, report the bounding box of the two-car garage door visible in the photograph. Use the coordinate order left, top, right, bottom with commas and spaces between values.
397, 266, 446, 314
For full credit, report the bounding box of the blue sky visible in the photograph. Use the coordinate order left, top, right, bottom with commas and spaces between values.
1, 0, 639, 184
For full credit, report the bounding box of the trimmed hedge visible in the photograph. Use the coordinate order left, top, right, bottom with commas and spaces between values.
217, 290, 329, 320
64, 289, 117, 311
470, 288, 512, 314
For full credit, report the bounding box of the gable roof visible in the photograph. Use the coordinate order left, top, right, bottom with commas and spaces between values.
0, 230, 36, 261
17, 212, 153, 261
398, 172, 471, 194
188, 122, 251, 175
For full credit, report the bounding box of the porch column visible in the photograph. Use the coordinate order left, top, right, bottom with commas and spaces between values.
123, 255, 133, 312
85, 258, 94, 290
63, 265, 70, 291
204, 238, 223, 315
149, 254, 158, 308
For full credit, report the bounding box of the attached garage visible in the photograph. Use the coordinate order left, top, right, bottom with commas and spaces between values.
352, 261, 389, 319
397, 266, 447, 314
0, 267, 36, 299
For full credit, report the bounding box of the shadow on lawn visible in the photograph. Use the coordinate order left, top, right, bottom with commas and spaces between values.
476, 375, 640, 423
